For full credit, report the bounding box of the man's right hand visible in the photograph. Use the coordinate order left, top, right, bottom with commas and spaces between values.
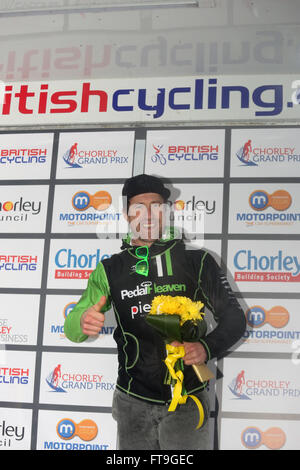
80, 296, 106, 336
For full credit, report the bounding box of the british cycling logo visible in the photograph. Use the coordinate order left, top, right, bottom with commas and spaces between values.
228, 370, 251, 400
152, 145, 166, 165
151, 143, 219, 165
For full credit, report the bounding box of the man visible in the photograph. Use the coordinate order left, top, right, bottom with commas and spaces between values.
64, 174, 246, 450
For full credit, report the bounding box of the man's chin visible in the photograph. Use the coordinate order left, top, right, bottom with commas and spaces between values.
134, 228, 161, 243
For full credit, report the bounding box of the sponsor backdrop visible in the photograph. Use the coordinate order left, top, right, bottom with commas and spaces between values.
0, 124, 299, 451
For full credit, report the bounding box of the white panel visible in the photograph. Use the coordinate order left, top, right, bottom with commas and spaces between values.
56, 131, 134, 179
0, 239, 44, 288
221, 357, 300, 414
37, 409, 117, 451
51, 184, 126, 234
230, 128, 300, 178
47, 238, 122, 289
39, 352, 118, 407
145, 129, 225, 177
43, 295, 117, 348
234, 298, 300, 354
0, 294, 40, 346
227, 240, 300, 293
0, 350, 36, 403
229, 183, 300, 235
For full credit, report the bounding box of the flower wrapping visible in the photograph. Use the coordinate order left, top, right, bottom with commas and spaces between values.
145, 295, 214, 429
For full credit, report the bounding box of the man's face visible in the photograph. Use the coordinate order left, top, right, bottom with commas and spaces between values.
126, 192, 166, 243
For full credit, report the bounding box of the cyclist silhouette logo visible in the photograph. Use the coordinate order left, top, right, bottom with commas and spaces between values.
151, 144, 167, 165
62, 142, 82, 168
69, 143, 78, 163
228, 370, 250, 400
236, 139, 257, 167
46, 364, 66, 392
243, 140, 252, 161
234, 370, 245, 395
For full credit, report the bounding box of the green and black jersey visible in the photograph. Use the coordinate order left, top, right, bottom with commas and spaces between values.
64, 236, 246, 405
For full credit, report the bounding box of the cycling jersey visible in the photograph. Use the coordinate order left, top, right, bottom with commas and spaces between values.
64, 235, 246, 405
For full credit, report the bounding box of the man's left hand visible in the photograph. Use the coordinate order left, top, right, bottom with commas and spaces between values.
171, 341, 207, 365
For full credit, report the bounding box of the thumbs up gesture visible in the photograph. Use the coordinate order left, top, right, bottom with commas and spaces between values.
80, 296, 106, 336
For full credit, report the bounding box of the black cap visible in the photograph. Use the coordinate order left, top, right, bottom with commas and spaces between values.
122, 174, 170, 202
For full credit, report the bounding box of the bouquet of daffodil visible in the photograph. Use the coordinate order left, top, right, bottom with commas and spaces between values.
148, 295, 207, 342
146, 295, 214, 429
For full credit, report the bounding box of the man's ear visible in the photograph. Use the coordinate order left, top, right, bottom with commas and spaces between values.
123, 209, 129, 222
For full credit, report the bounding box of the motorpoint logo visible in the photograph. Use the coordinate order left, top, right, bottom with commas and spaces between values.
50, 302, 77, 338
72, 190, 112, 212
236, 140, 300, 167
243, 305, 299, 345
58, 190, 121, 227
57, 418, 98, 441
246, 305, 290, 329
45, 418, 109, 450
63, 302, 77, 319
241, 426, 286, 450
236, 189, 299, 226
249, 189, 292, 211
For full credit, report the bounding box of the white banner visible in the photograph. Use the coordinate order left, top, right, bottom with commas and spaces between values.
0, 75, 299, 125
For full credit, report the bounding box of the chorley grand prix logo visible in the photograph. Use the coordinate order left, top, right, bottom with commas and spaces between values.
62, 142, 129, 169
236, 140, 300, 167
45, 363, 114, 393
